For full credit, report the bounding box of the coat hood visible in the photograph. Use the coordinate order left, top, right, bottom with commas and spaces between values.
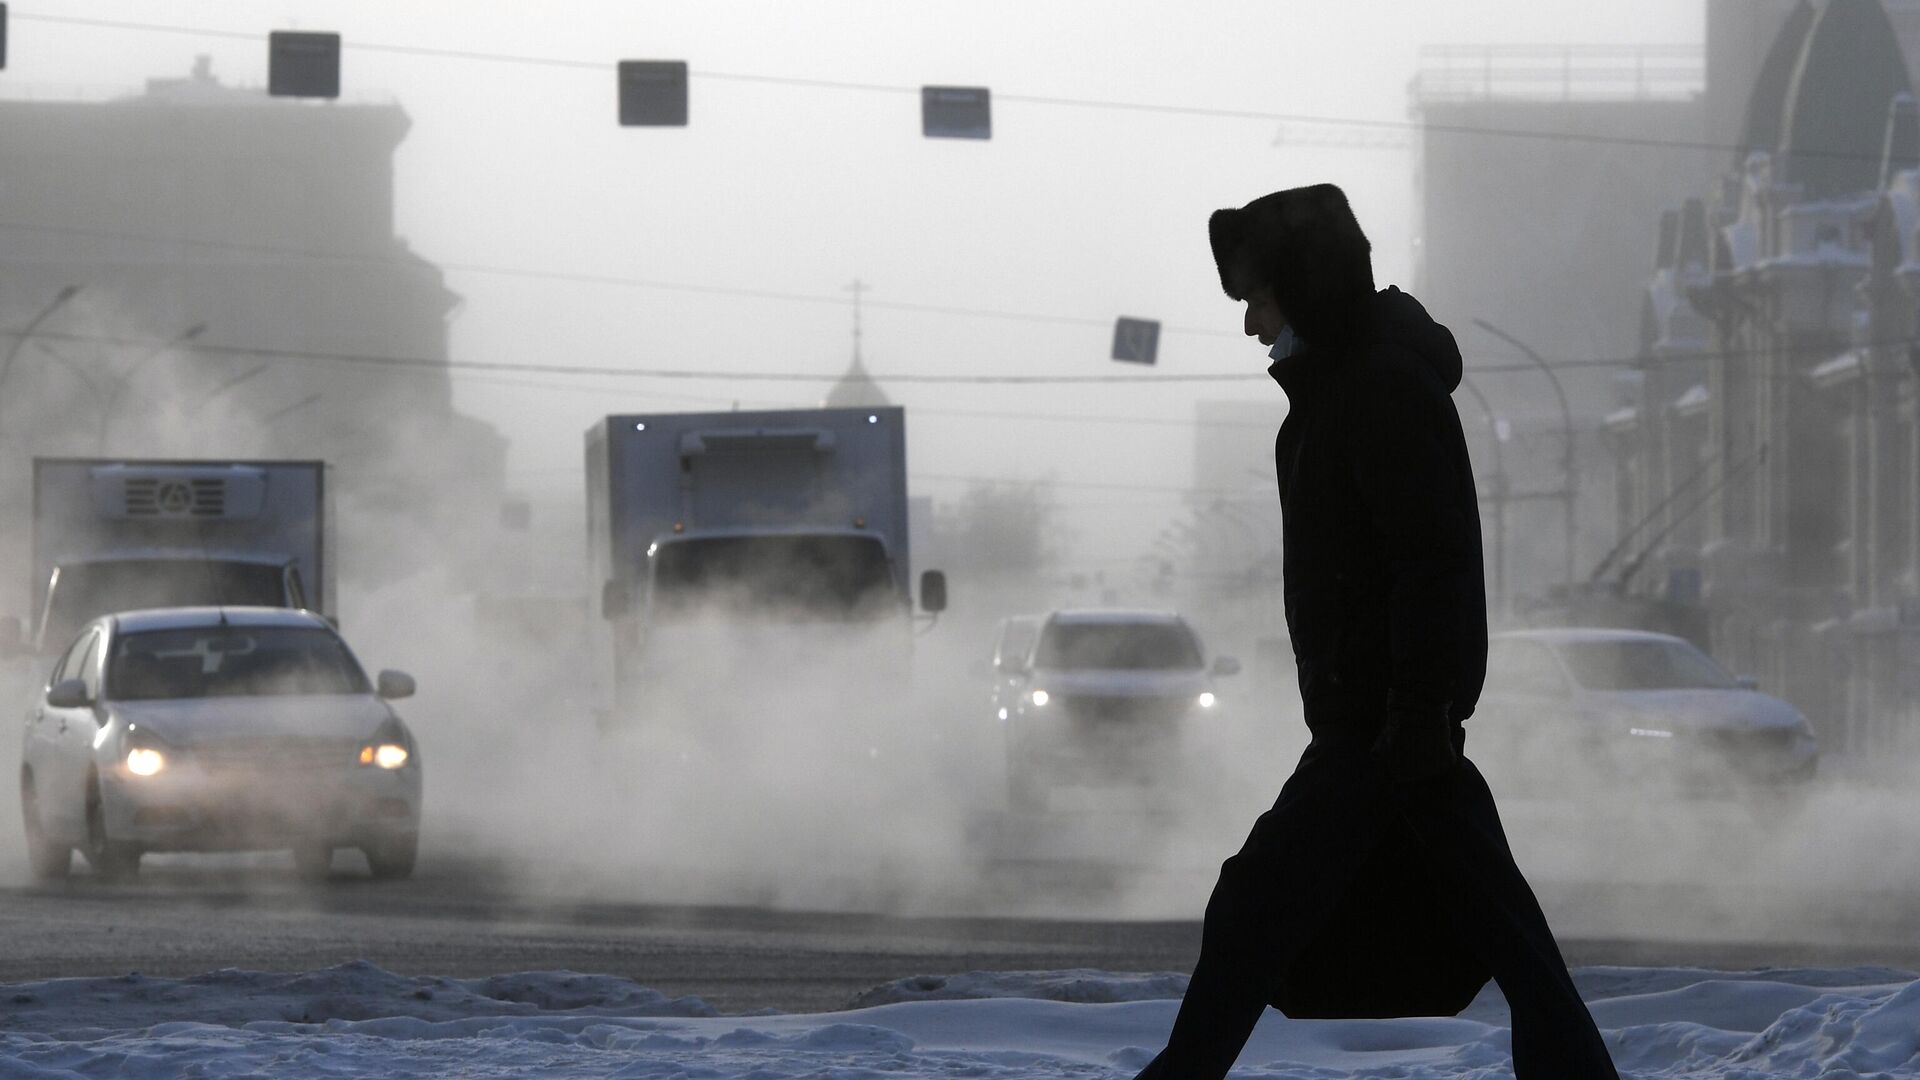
1371, 286, 1464, 394
1268, 286, 1464, 397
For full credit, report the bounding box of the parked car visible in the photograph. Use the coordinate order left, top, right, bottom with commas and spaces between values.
1474, 628, 1818, 798
996, 609, 1239, 813
18, 607, 421, 881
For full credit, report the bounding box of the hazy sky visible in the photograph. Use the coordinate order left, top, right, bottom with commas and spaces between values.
5, 1, 1705, 570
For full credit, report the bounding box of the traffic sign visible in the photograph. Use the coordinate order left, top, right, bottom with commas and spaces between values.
268, 31, 341, 98
922, 86, 990, 139
620, 60, 689, 126
1111, 317, 1161, 364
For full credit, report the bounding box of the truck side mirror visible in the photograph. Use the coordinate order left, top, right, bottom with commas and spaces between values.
919, 570, 948, 614
46, 678, 91, 709
601, 579, 631, 620
376, 670, 416, 700
1211, 655, 1242, 677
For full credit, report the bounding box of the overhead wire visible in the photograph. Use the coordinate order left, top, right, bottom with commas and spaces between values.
10, 11, 1886, 166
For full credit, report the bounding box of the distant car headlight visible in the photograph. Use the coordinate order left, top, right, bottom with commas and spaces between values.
1028, 689, 1050, 708
1627, 727, 1674, 739
359, 743, 409, 770
125, 746, 167, 777
1197, 692, 1218, 709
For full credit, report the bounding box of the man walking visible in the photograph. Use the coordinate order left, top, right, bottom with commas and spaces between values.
1132, 184, 1618, 1078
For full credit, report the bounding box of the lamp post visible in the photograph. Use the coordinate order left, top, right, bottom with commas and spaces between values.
1473, 318, 1576, 595
96, 322, 208, 453
1455, 373, 1509, 615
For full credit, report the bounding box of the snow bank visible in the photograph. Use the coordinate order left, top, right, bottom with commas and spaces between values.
3, 962, 1918, 1077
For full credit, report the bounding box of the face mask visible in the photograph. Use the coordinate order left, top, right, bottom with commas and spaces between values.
1268, 325, 1302, 361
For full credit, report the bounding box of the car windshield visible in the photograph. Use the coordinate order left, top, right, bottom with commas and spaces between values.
43, 560, 285, 650
107, 626, 370, 700
1555, 639, 1738, 691
650, 535, 897, 622
1033, 621, 1203, 671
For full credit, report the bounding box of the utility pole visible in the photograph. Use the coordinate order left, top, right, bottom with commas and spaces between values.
1474, 318, 1576, 596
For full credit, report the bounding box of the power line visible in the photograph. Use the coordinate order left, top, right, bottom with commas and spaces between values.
9, 11, 1886, 165
7, 326, 1913, 389
0, 219, 1237, 339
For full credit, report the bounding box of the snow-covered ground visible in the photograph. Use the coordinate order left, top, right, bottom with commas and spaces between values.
3, 962, 1918, 1077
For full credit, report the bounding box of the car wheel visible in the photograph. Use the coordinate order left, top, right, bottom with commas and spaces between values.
19, 773, 71, 881
82, 777, 140, 880
292, 840, 335, 881
362, 832, 418, 880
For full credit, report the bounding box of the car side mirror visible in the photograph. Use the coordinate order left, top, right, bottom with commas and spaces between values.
46, 678, 91, 709
600, 579, 631, 621
376, 670, 416, 700
1211, 655, 1242, 677
919, 570, 948, 614
1735, 674, 1759, 691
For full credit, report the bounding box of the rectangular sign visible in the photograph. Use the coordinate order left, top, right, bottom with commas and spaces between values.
1111, 317, 1161, 365
620, 60, 689, 126
922, 86, 991, 139
268, 31, 341, 99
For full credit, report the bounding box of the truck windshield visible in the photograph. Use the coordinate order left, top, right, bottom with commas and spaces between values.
42, 560, 286, 650
1556, 639, 1738, 692
650, 535, 897, 622
107, 626, 370, 700
1034, 622, 1204, 671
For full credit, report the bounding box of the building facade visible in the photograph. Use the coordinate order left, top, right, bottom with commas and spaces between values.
0, 59, 506, 604
1610, 0, 1920, 758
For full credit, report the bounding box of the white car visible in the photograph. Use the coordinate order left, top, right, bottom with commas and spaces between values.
17, 607, 422, 881
1475, 628, 1818, 797
997, 609, 1239, 812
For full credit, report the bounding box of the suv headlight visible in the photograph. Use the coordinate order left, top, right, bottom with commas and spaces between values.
1028, 689, 1050, 708
1197, 691, 1218, 709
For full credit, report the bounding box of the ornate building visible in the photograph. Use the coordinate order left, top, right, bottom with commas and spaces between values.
1610, 0, 1920, 757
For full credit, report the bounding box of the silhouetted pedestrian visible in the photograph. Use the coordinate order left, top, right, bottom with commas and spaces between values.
1132, 184, 1618, 1078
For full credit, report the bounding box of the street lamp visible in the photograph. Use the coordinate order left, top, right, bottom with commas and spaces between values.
96, 322, 208, 453
1472, 318, 1576, 596
1455, 373, 1509, 615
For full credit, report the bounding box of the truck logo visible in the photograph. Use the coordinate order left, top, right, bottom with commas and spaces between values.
156, 481, 194, 515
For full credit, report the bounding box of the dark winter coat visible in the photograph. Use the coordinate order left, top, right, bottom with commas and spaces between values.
1270, 286, 1488, 735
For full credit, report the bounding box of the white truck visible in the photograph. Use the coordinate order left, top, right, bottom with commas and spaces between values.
585, 406, 944, 733
8, 459, 330, 656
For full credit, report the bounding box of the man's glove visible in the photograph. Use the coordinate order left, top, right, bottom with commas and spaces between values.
1370, 700, 1458, 784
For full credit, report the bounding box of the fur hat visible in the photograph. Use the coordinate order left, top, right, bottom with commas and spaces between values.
1208, 183, 1374, 344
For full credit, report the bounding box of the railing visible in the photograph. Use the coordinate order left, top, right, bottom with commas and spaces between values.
1412, 44, 1703, 103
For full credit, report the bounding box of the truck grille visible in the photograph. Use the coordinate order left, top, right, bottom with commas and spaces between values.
121, 477, 227, 518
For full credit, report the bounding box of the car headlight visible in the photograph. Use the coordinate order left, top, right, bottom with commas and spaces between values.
359, 743, 409, 769
1028, 689, 1049, 708
1197, 691, 1217, 709
359, 719, 412, 770
125, 746, 167, 777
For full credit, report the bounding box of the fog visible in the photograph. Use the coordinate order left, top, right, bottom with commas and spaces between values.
1, 0, 1918, 977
